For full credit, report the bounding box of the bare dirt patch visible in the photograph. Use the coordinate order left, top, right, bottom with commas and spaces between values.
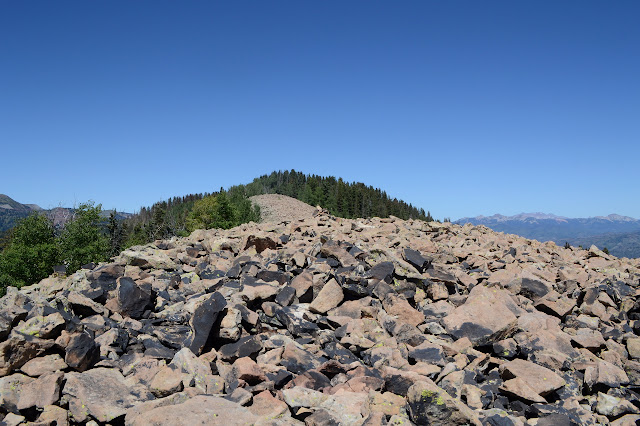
249, 194, 317, 223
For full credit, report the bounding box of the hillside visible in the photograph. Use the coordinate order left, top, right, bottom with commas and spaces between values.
456, 213, 640, 258
1, 211, 639, 424
241, 170, 431, 221
116, 170, 432, 251
571, 230, 640, 259
0, 194, 40, 234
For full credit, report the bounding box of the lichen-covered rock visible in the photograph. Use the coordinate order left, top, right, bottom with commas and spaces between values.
17, 371, 63, 410
406, 380, 482, 425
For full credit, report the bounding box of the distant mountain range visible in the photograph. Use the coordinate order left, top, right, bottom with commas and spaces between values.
0, 194, 132, 235
455, 213, 640, 258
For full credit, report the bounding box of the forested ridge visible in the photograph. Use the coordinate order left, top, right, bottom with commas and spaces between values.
118, 170, 432, 249
239, 170, 432, 221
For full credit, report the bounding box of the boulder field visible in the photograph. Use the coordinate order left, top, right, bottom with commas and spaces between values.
1, 208, 640, 425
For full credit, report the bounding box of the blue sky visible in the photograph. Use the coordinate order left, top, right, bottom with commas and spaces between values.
1, 1, 638, 220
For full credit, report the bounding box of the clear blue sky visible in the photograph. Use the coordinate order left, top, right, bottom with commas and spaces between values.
1, 1, 638, 220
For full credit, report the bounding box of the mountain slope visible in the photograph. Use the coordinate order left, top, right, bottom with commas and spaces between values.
571, 230, 640, 259
0, 194, 41, 234
2, 210, 639, 424
455, 213, 640, 258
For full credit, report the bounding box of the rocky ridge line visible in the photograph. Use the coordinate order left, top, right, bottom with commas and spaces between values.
1, 208, 640, 425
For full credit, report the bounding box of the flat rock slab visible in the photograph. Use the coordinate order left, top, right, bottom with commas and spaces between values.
20, 353, 68, 377
443, 285, 523, 346
127, 394, 258, 425
63, 367, 152, 423
499, 377, 547, 403
500, 359, 565, 396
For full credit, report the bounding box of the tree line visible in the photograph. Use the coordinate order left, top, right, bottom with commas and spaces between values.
0, 202, 109, 296
114, 188, 261, 251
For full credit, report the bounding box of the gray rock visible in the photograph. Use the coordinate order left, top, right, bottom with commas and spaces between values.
126, 394, 258, 425
63, 367, 152, 423
0, 373, 34, 414
17, 371, 63, 410
0, 331, 55, 376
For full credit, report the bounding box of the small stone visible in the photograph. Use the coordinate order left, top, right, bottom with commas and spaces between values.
149, 366, 185, 397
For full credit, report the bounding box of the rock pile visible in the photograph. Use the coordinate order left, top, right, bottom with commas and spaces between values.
1, 208, 640, 425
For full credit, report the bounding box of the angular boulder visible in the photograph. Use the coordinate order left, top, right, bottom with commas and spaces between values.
184, 292, 226, 355
443, 285, 523, 346
63, 367, 152, 423
406, 380, 481, 425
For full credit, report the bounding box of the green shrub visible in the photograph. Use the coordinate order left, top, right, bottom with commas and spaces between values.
58, 202, 110, 273
0, 213, 59, 295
